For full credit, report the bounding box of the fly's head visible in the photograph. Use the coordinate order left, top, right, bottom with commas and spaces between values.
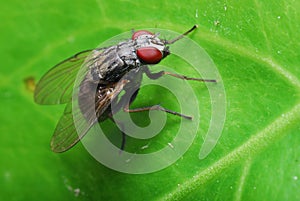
132, 30, 170, 65
132, 25, 198, 65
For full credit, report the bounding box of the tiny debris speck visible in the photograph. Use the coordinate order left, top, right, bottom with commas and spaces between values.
168, 142, 174, 149
141, 143, 149, 150
74, 188, 80, 197
214, 20, 220, 26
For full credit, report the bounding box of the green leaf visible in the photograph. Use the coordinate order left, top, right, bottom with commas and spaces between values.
1, 0, 299, 201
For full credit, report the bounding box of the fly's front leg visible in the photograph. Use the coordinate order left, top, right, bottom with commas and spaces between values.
143, 66, 216, 82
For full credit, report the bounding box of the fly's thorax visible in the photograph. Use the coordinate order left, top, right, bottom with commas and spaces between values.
117, 40, 140, 67
86, 40, 144, 83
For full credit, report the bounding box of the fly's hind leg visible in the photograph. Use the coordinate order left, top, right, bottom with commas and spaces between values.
123, 104, 193, 120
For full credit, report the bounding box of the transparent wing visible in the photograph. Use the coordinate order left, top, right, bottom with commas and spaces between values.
50, 79, 129, 153
34, 50, 93, 105
50, 102, 94, 152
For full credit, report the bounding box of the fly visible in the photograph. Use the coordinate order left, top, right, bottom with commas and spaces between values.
34, 25, 216, 152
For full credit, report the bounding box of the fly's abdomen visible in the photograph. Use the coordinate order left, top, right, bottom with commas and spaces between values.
78, 78, 119, 124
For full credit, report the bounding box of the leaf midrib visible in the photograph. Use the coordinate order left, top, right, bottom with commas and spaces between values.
162, 102, 300, 201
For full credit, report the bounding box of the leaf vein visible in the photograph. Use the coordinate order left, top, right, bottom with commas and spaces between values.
234, 158, 252, 201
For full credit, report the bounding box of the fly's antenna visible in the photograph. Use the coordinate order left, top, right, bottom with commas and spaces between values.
166, 25, 198, 44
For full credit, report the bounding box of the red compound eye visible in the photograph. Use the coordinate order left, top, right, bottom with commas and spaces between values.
132, 30, 153, 40
137, 47, 162, 64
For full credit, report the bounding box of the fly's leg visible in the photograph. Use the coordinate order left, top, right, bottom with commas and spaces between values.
108, 115, 126, 152
126, 66, 217, 119
143, 66, 216, 82
117, 90, 140, 151
104, 78, 135, 152
118, 121, 126, 152
123, 104, 193, 120
121, 131, 126, 151
109, 88, 140, 151
111, 88, 140, 115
